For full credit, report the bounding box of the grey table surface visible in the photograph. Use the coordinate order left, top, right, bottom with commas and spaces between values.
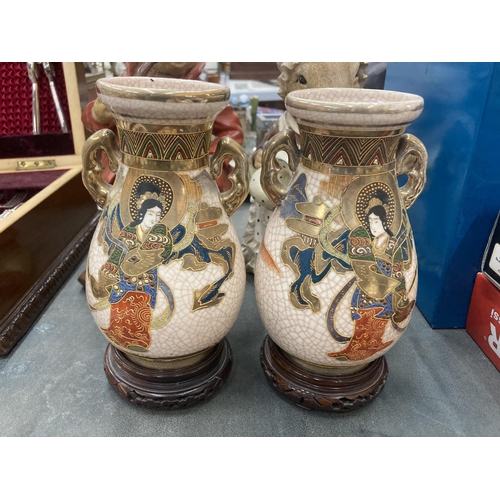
1, 202, 499, 437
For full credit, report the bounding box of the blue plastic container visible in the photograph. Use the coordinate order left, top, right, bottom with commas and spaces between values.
385, 62, 500, 328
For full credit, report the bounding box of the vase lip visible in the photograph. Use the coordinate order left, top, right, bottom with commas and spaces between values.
285, 87, 424, 128
96, 76, 230, 103
95, 77, 230, 124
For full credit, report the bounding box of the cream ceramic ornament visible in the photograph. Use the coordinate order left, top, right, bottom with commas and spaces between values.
255, 87, 427, 411
82, 77, 249, 409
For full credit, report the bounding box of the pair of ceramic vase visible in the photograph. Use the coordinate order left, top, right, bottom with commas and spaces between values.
82, 77, 427, 411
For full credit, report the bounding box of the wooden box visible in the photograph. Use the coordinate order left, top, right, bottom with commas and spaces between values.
0, 62, 99, 355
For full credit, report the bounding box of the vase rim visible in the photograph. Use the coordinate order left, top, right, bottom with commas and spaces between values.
285, 87, 424, 128
96, 76, 230, 103
95, 77, 231, 124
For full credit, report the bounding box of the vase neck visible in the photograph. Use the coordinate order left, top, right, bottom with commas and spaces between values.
115, 119, 213, 171
298, 124, 405, 175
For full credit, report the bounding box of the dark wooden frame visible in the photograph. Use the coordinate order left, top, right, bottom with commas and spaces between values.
0, 175, 98, 355
0, 63, 97, 356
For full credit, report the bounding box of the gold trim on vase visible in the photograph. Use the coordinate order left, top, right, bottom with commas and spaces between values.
116, 126, 212, 171
121, 152, 209, 171
116, 119, 213, 134
299, 124, 406, 138
301, 156, 395, 176
125, 345, 215, 369
97, 77, 230, 103
284, 350, 369, 375
300, 130, 402, 168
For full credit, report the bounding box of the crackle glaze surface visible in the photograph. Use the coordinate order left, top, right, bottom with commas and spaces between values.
86, 164, 245, 359
286, 88, 424, 129
255, 88, 427, 369
85, 77, 247, 360
255, 164, 418, 368
97, 77, 229, 125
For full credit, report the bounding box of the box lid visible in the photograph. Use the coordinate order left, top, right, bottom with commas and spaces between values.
0, 62, 87, 173
0, 63, 89, 233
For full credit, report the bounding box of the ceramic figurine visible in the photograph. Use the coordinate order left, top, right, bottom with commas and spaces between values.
242, 62, 368, 273
255, 87, 427, 411
81, 77, 249, 409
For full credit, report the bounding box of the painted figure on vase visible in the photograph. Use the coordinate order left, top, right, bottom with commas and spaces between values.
276, 174, 415, 363
327, 188, 415, 361
88, 172, 238, 352
89, 179, 178, 351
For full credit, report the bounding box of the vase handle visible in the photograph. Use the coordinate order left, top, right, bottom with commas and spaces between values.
395, 133, 428, 209
210, 137, 249, 217
261, 128, 300, 207
81, 129, 120, 208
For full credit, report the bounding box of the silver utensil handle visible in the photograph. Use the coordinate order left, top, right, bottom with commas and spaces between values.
42, 62, 69, 133
48, 80, 68, 133
27, 62, 40, 135
32, 82, 40, 135
0, 204, 23, 220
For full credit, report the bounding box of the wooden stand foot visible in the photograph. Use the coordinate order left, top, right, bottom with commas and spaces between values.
104, 339, 232, 410
260, 335, 388, 412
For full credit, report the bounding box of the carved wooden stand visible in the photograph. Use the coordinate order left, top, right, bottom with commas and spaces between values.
104, 339, 232, 410
261, 335, 388, 412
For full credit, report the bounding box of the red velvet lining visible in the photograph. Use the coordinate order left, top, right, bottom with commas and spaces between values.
0, 169, 68, 190
0, 62, 72, 136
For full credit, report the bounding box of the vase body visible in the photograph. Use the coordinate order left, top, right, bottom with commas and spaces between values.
255, 88, 427, 371
82, 77, 248, 364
